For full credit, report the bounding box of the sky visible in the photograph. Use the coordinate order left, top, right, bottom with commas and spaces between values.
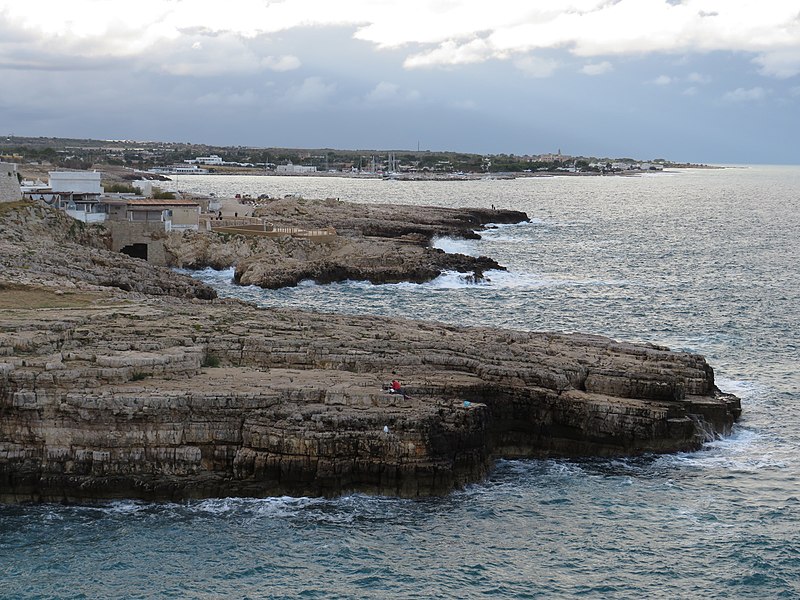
1, 0, 799, 163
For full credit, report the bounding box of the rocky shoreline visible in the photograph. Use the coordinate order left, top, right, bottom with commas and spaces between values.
0, 201, 741, 502
165, 197, 528, 287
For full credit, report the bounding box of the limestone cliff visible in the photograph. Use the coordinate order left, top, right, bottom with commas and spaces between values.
0, 200, 741, 503
251, 196, 528, 240
0, 202, 215, 299
0, 295, 740, 502
162, 199, 524, 287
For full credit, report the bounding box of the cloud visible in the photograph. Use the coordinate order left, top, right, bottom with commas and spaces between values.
723, 87, 768, 102
515, 55, 559, 78
682, 86, 698, 96
261, 55, 302, 72
365, 82, 421, 104
752, 49, 800, 79
196, 90, 259, 107
282, 77, 336, 107
687, 71, 710, 83
653, 75, 674, 85
2, 1, 799, 78
404, 38, 499, 68
450, 99, 478, 111
580, 61, 612, 76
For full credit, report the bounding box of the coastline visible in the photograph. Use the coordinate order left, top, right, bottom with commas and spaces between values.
0, 199, 741, 502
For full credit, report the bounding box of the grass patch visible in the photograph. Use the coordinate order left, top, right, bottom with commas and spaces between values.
130, 372, 149, 381
202, 353, 221, 368
0, 200, 34, 214
0, 284, 106, 309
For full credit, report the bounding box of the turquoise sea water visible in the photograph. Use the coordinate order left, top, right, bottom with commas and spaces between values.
2, 167, 799, 599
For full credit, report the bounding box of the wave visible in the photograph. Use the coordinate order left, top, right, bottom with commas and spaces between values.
431, 236, 478, 256
657, 427, 791, 473
419, 270, 627, 290
184, 265, 627, 296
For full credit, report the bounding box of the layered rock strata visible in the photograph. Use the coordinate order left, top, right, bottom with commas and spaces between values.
251, 196, 528, 240
0, 295, 740, 503
0, 203, 215, 299
0, 201, 741, 502
163, 198, 526, 287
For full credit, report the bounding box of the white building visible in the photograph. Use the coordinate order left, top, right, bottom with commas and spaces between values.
148, 165, 209, 174
49, 171, 102, 195
276, 162, 317, 174
0, 162, 22, 202
130, 180, 154, 197
193, 155, 224, 165
48, 170, 105, 222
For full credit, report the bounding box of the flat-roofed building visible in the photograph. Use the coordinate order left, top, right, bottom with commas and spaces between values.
104, 198, 201, 231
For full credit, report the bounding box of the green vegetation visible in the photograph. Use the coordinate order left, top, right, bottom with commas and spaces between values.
0, 135, 706, 175
151, 187, 176, 200
0, 200, 34, 215
130, 372, 149, 381
202, 353, 221, 368
104, 182, 141, 194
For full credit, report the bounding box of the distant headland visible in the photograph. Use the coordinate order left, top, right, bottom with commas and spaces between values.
1, 135, 720, 182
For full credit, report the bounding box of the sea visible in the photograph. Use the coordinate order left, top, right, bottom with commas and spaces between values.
2, 166, 799, 599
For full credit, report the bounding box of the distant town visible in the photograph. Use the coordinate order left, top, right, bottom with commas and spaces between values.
1, 136, 715, 181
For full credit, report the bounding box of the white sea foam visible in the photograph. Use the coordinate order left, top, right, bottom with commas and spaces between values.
431, 236, 479, 256
92, 500, 153, 516
417, 269, 627, 291
713, 378, 767, 400
660, 428, 790, 472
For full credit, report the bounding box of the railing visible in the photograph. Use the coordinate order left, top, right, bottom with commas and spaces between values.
65, 210, 106, 223
269, 225, 336, 238
202, 216, 336, 239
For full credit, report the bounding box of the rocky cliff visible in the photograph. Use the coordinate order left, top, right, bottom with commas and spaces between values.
163, 198, 525, 287
0, 202, 215, 299
0, 201, 741, 502
251, 196, 528, 240
0, 294, 740, 502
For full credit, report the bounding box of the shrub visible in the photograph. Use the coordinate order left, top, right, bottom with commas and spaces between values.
202, 353, 221, 368
105, 183, 141, 194
152, 187, 176, 200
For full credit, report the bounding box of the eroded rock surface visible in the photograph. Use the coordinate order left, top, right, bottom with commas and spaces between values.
0, 201, 741, 502
163, 198, 525, 287
252, 196, 528, 240
0, 295, 740, 502
232, 235, 502, 288
0, 203, 215, 299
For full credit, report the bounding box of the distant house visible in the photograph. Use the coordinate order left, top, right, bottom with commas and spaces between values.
638, 162, 664, 171
148, 165, 208, 175
191, 155, 224, 165
611, 162, 633, 171
0, 162, 22, 202
276, 162, 317, 174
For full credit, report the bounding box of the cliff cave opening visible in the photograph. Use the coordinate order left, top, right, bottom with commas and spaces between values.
120, 243, 148, 261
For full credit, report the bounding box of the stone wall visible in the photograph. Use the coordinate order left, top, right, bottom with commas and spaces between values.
107, 221, 169, 265
0, 163, 22, 202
